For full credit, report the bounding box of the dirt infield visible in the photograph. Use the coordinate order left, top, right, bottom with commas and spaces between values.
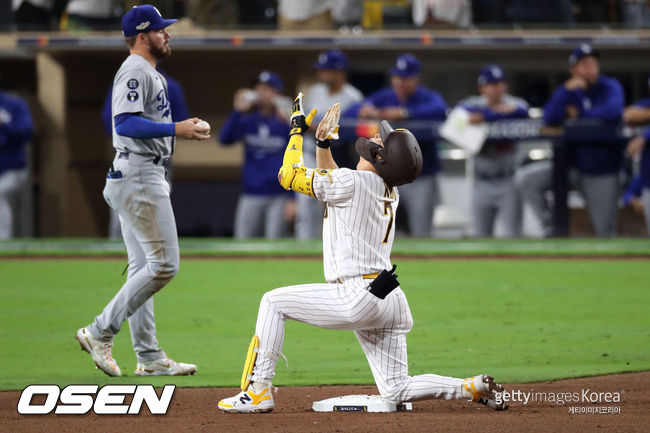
2, 372, 647, 433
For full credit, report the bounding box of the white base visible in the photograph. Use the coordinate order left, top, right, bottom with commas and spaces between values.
312, 394, 413, 412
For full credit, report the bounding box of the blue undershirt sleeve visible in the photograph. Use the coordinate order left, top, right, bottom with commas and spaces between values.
114, 113, 175, 138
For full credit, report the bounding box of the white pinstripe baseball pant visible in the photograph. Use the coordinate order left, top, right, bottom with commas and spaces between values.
251, 276, 465, 404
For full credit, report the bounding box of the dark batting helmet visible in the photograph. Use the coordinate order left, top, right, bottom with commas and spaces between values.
355, 120, 423, 187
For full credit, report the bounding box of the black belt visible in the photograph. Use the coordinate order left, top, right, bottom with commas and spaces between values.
118, 152, 170, 167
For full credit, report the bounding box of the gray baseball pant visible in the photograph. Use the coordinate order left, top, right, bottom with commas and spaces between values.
0, 168, 28, 239
515, 160, 619, 237
234, 194, 289, 239
473, 177, 522, 238
88, 153, 178, 362
641, 188, 650, 236
398, 174, 439, 237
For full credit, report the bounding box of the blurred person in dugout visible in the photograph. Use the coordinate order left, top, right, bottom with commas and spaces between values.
346, 54, 448, 237
515, 44, 624, 238
218, 71, 293, 239
412, 0, 472, 29
297, 50, 364, 240
0, 75, 34, 239
101, 69, 190, 238
457, 65, 530, 238
622, 75, 650, 235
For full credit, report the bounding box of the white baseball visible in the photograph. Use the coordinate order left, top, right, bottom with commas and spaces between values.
196, 120, 210, 134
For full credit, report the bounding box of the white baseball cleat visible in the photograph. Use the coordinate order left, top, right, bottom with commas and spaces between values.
218, 383, 275, 413
135, 357, 197, 376
75, 327, 122, 377
462, 375, 508, 410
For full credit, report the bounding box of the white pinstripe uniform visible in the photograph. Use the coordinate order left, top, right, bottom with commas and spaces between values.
251, 167, 466, 404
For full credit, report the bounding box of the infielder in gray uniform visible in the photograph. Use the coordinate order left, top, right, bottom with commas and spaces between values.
75, 4, 209, 377
458, 65, 530, 237
218, 94, 506, 413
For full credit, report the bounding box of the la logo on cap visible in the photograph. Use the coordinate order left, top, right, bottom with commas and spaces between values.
397, 59, 407, 70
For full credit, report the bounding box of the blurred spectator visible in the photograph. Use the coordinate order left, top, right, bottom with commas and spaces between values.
0, 77, 34, 239
412, 0, 472, 28
12, 0, 68, 30
347, 54, 448, 237
331, 0, 363, 28
297, 50, 363, 240
516, 44, 624, 237
64, 0, 122, 31
620, 0, 650, 28
101, 68, 190, 238
622, 75, 650, 235
219, 71, 292, 239
278, 0, 332, 30
457, 64, 530, 238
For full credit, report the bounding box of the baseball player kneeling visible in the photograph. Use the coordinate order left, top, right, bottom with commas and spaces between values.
218, 93, 507, 413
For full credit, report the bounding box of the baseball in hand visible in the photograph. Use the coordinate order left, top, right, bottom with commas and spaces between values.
196, 120, 210, 134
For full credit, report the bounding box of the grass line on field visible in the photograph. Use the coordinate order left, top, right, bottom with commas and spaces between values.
1, 238, 649, 257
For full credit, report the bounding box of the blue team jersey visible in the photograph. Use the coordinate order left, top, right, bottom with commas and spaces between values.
219, 110, 291, 196
0, 92, 33, 176
543, 75, 625, 175
346, 86, 447, 175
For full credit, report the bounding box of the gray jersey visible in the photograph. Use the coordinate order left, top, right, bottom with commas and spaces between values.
111, 54, 174, 157
303, 82, 363, 165
458, 94, 529, 177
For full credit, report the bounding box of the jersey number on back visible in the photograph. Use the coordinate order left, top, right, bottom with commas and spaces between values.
382, 201, 394, 244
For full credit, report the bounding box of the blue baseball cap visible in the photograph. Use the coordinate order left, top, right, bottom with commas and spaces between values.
478, 64, 506, 85
122, 5, 177, 37
390, 54, 421, 78
255, 70, 284, 92
313, 50, 349, 70
569, 43, 599, 66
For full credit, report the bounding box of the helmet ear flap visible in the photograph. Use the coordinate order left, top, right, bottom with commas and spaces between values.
374, 146, 387, 165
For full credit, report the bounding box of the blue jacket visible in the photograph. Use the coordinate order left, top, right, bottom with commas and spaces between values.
543, 75, 624, 175
0, 92, 34, 176
219, 110, 291, 196
101, 72, 190, 136
346, 86, 447, 175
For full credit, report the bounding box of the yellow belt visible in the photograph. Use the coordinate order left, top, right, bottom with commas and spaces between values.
337, 273, 378, 284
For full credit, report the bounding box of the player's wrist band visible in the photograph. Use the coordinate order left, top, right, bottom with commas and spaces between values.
316, 138, 331, 149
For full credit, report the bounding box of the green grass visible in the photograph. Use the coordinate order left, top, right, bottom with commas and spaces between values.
1, 238, 650, 257
0, 259, 648, 390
